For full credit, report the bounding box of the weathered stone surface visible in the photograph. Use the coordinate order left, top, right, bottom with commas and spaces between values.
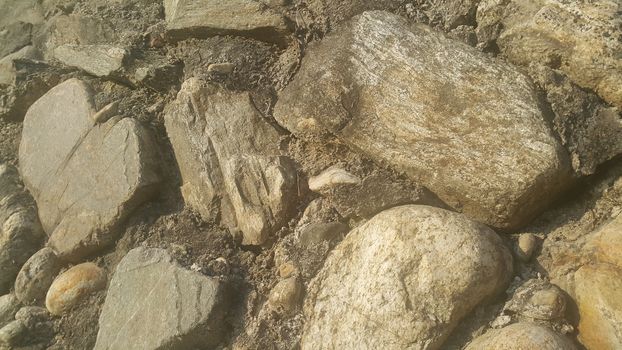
584, 214, 622, 268
45, 262, 106, 315
0, 320, 26, 348
298, 222, 347, 247
575, 264, 622, 349
0, 22, 33, 59
0, 295, 20, 329
165, 79, 297, 245
0, 46, 41, 86
164, 0, 290, 44
53, 44, 127, 77
19, 79, 160, 261
37, 14, 117, 58
274, 11, 571, 230
0, 164, 44, 294
308, 166, 360, 192
465, 323, 576, 350
94, 247, 230, 350
477, 0, 622, 109
267, 276, 302, 314
302, 205, 513, 349
15, 248, 62, 305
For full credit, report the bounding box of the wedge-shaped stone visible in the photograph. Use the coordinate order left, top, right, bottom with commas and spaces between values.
94, 247, 230, 350
302, 205, 513, 349
165, 79, 297, 245
274, 11, 571, 230
19, 79, 159, 262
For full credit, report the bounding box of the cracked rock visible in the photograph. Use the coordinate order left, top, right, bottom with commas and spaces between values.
93, 247, 230, 350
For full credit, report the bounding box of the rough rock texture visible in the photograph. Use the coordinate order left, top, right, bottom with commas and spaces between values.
19, 79, 160, 261
164, 0, 290, 44
465, 323, 576, 350
0, 295, 20, 329
45, 262, 106, 315
94, 247, 230, 350
477, 0, 622, 109
0, 21, 33, 59
0, 46, 41, 86
14, 248, 62, 305
274, 11, 571, 230
165, 79, 297, 245
0, 163, 44, 294
302, 205, 513, 350
38, 14, 118, 58
53, 44, 127, 78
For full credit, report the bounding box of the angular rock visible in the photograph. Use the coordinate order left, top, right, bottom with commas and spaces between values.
0, 164, 44, 294
15, 248, 62, 305
164, 0, 290, 44
517, 233, 537, 262
19, 79, 160, 261
274, 11, 571, 230
37, 14, 117, 58
504, 279, 566, 321
133, 60, 182, 92
298, 222, 347, 247
267, 276, 302, 314
465, 323, 576, 350
0, 46, 41, 86
0, 21, 32, 59
302, 205, 513, 349
45, 262, 106, 315
477, 0, 622, 109
94, 247, 230, 350
0, 295, 20, 329
165, 79, 297, 245
53, 44, 127, 78
575, 264, 622, 349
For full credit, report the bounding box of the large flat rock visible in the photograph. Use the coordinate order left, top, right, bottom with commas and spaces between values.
302, 205, 513, 349
274, 11, 572, 230
164, 0, 290, 44
165, 79, 297, 245
19, 79, 159, 262
0, 164, 44, 294
94, 247, 229, 350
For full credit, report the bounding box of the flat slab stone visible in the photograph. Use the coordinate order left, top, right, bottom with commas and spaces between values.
53, 44, 127, 77
274, 11, 572, 230
19, 79, 159, 262
94, 247, 230, 350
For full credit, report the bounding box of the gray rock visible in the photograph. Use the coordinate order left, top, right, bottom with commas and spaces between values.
302, 205, 513, 349
465, 323, 576, 350
164, 0, 290, 45
93, 247, 230, 350
19, 79, 159, 262
298, 222, 347, 247
37, 14, 117, 58
0, 0, 43, 30
14, 307, 49, 330
53, 44, 127, 78
0, 46, 41, 86
0, 164, 44, 294
504, 279, 567, 321
0, 320, 26, 348
14, 248, 62, 305
274, 11, 572, 230
165, 79, 297, 245
477, 0, 622, 109
0, 295, 21, 329
0, 22, 33, 59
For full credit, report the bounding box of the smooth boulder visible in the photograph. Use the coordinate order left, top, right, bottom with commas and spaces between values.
94, 247, 230, 350
165, 79, 297, 245
274, 11, 571, 230
302, 205, 513, 349
19, 79, 160, 261
465, 323, 576, 350
14, 248, 62, 305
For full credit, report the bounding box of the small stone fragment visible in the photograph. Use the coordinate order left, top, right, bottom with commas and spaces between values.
45, 262, 106, 315
308, 166, 360, 192
92, 101, 119, 124
517, 233, 537, 262
14, 248, 62, 305
14, 306, 49, 330
0, 46, 41, 86
0, 295, 21, 329
53, 44, 127, 77
267, 277, 302, 314
0, 21, 33, 59
207, 62, 235, 74
465, 322, 576, 350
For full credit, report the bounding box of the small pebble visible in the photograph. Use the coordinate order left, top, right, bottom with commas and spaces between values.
267, 277, 302, 314
15, 247, 62, 305
517, 233, 537, 262
308, 166, 360, 193
45, 263, 106, 315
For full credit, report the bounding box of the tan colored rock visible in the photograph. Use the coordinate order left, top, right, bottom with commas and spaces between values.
477, 0, 622, 109
308, 166, 360, 192
45, 262, 106, 315
274, 11, 571, 230
14, 248, 62, 305
584, 214, 622, 267
302, 205, 513, 349
53, 44, 127, 77
267, 277, 302, 314
465, 323, 576, 350
575, 264, 622, 350
164, 79, 297, 245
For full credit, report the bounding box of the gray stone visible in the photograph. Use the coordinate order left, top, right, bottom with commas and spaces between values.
0, 320, 26, 348
14, 307, 49, 330
0, 22, 33, 59
0, 46, 41, 86
0, 295, 21, 329
53, 44, 127, 77
37, 14, 117, 58
0, 164, 44, 294
298, 222, 347, 247
94, 247, 230, 350
14, 248, 62, 305
274, 11, 572, 230
302, 205, 513, 349
165, 79, 297, 245
477, 0, 622, 109
465, 323, 576, 350
19, 79, 160, 262
164, 0, 290, 44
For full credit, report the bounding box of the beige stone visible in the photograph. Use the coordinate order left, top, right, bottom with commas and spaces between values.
465, 322, 576, 350
45, 262, 106, 315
